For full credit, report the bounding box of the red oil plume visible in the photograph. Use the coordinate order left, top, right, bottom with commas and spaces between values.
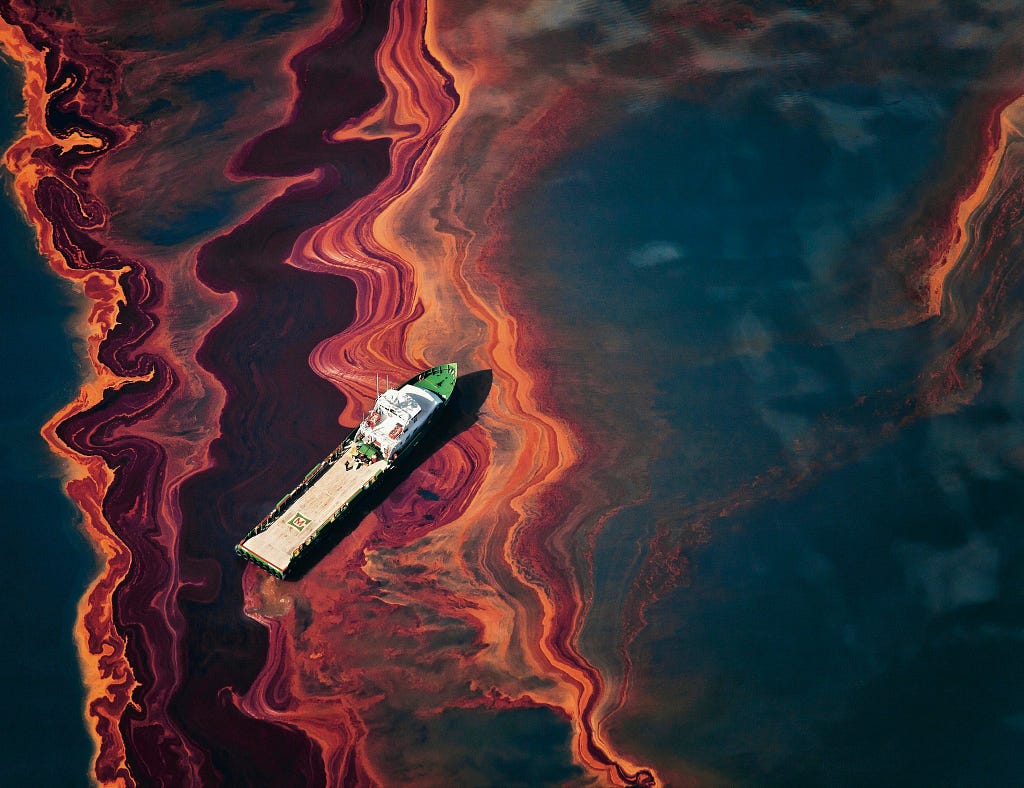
2, 2, 342, 782
333, 9, 1024, 784
0, 13, 139, 784
236, 0, 661, 784
13, 0, 1019, 785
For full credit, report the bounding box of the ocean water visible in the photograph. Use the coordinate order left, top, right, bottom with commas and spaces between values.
0, 58, 94, 786
8, 3, 1024, 784
511, 74, 1024, 783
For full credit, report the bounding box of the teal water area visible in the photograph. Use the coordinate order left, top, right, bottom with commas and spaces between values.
0, 58, 94, 786
511, 73, 1024, 783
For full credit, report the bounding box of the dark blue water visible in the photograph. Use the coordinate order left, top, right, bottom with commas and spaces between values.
0, 59, 94, 786
512, 71, 1024, 784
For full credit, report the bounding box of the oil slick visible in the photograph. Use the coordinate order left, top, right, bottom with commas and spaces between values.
4, 1, 1024, 786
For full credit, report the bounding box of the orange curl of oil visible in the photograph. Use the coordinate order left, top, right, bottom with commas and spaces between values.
1, 17, 144, 788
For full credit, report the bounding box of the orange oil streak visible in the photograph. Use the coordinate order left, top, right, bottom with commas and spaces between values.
400, 75, 657, 788
925, 95, 1024, 318
297, 12, 1024, 786
1, 18, 141, 787
912, 91, 1024, 416
239, 3, 455, 782
236, 0, 658, 784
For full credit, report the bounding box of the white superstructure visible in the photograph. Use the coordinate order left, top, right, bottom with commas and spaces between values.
356, 384, 442, 460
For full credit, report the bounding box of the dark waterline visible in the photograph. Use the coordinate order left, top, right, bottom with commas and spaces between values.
0, 56, 95, 786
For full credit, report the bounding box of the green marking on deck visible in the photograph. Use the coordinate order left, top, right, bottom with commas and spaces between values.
288, 512, 311, 532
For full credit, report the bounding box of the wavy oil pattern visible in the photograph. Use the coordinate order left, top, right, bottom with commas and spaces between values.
235, 0, 658, 785
380, 8, 1024, 785
236, 1, 489, 783
0, 8, 172, 785
914, 93, 1024, 412
1, 3, 335, 784
273, 7, 1024, 786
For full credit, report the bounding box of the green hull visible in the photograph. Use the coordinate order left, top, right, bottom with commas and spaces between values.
235, 363, 458, 578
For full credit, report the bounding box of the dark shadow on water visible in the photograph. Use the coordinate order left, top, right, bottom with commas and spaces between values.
285, 368, 493, 580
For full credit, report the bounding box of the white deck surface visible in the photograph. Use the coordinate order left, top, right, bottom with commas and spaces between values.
241, 447, 386, 573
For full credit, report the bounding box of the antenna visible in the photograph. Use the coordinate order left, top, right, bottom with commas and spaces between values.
375, 373, 379, 399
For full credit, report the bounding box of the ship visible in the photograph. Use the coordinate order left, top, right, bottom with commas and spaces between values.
235, 363, 458, 578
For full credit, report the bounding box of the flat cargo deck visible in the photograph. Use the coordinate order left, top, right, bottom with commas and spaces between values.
236, 363, 458, 578
239, 445, 385, 575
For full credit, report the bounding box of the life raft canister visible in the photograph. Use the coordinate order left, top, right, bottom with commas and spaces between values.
366, 410, 381, 427
389, 424, 403, 440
